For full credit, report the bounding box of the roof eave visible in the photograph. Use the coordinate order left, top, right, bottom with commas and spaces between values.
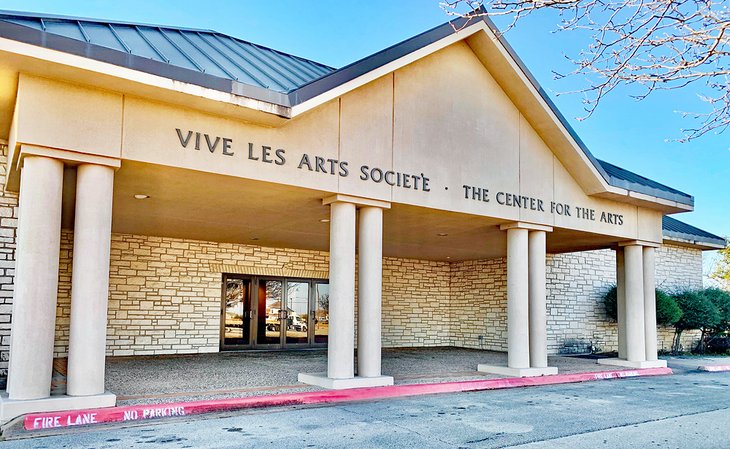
663, 233, 727, 250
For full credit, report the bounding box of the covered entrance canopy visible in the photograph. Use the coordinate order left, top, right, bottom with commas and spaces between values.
0, 9, 716, 422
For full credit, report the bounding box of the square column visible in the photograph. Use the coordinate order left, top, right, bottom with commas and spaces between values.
599, 241, 666, 369
479, 222, 557, 377
299, 195, 392, 389
66, 164, 116, 397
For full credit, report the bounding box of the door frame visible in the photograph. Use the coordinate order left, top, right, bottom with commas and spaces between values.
219, 273, 254, 350
220, 274, 329, 351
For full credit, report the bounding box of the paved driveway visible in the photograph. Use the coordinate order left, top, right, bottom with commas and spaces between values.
5, 367, 728, 448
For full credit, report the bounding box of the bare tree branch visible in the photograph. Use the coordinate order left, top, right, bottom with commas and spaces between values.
440, 0, 730, 142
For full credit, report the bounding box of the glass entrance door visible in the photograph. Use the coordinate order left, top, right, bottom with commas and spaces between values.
221, 275, 328, 350
221, 276, 252, 349
313, 282, 329, 345
256, 279, 283, 347
285, 281, 310, 345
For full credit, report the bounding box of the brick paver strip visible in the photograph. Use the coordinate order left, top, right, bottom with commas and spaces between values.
23, 367, 672, 431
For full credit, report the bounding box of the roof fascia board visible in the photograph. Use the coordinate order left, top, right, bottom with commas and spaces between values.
0, 39, 293, 124
663, 234, 726, 250
289, 21, 489, 115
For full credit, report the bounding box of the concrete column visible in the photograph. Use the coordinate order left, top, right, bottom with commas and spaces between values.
528, 230, 547, 369
67, 164, 115, 396
327, 201, 356, 379
357, 206, 383, 378
616, 247, 627, 359
643, 246, 658, 361
507, 228, 530, 369
6, 156, 64, 400
624, 245, 646, 362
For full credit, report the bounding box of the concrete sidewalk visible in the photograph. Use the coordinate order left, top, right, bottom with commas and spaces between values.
44, 348, 726, 406
98, 348, 624, 405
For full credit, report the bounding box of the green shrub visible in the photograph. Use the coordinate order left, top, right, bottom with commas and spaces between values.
603, 286, 679, 325
656, 290, 682, 326
672, 289, 721, 353
701, 288, 730, 332
603, 286, 618, 321
673, 290, 720, 331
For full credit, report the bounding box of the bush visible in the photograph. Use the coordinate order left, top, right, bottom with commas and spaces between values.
604, 286, 618, 321
702, 288, 730, 332
673, 290, 720, 331
656, 290, 682, 326
603, 286, 679, 325
672, 290, 721, 354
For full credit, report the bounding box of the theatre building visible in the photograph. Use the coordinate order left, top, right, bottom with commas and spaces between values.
0, 10, 724, 421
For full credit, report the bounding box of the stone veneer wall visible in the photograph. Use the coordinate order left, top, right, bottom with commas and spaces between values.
53, 232, 452, 357
0, 147, 18, 377
37, 230, 714, 361
446, 244, 703, 354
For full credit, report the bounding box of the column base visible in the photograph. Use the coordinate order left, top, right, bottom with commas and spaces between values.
0, 392, 116, 424
477, 365, 558, 377
298, 372, 394, 390
596, 358, 667, 369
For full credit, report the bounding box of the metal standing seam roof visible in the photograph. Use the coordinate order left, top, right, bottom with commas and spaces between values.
662, 216, 726, 247
0, 10, 336, 105
0, 9, 698, 209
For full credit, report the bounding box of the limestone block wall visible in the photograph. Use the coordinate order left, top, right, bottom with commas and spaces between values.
53, 232, 452, 357
381, 258, 451, 347
656, 244, 704, 292
48, 230, 712, 360
449, 259, 507, 350
545, 249, 617, 354
447, 244, 704, 355
0, 146, 18, 377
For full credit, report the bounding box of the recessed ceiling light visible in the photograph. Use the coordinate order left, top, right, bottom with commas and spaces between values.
320, 218, 330, 223
437, 233, 448, 237
446, 256, 451, 259
133, 194, 149, 200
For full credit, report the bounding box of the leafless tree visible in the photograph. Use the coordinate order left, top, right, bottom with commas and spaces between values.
441, 0, 729, 142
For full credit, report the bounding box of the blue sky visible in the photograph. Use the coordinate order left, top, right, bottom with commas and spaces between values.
1, 1, 727, 248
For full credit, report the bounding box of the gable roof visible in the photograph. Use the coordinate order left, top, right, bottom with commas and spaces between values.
0, 9, 694, 208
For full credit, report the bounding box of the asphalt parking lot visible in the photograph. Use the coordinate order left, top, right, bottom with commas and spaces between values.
3, 366, 728, 448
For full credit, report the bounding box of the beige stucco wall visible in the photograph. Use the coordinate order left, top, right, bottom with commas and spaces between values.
10, 39, 663, 244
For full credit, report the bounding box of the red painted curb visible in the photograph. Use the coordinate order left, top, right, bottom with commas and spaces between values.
698, 364, 730, 372
23, 367, 672, 431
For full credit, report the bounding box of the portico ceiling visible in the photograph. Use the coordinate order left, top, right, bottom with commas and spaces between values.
99, 161, 626, 262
